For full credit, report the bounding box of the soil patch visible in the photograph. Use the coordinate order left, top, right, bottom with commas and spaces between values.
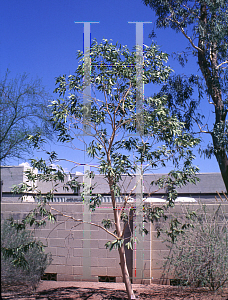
1, 281, 228, 299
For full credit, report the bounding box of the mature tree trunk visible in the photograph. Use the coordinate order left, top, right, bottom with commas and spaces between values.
108, 177, 136, 300
212, 135, 228, 191
198, 3, 228, 192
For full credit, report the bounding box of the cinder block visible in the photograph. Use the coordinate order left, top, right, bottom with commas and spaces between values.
48, 229, 59, 238
106, 249, 119, 258
65, 204, 83, 213
151, 269, 164, 280
65, 237, 79, 248
90, 257, 98, 267
91, 248, 108, 258
142, 269, 151, 278
151, 250, 169, 260
65, 220, 78, 230
89, 225, 100, 232
56, 265, 73, 275
91, 266, 107, 276
68, 239, 83, 249
151, 270, 166, 284
97, 258, 117, 268
151, 249, 167, 261
80, 276, 98, 282
72, 266, 83, 275
45, 246, 57, 256
35, 228, 58, 238
91, 230, 107, 240
51, 256, 66, 265
56, 214, 68, 222
57, 274, 76, 281
49, 222, 65, 230
90, 239, 99, 248
49, 238, 66, 247
152, 259, 165, 269
151, 278, 169, 285
73, 230, 84, 239
107, 267, 122, 276
45, 264, 57, 273
53, 204, 80, 214
17, 203, 35, 212
143, 259, 151, 268
66, 246, 74, 257
73, 248, 83, 257
98, 239, 109, 249
57, 247, 69, 257
152, 241, 168, 251
132, 278, 142, 284
81, 233, 92, 242
82, 241, 93, 251
57, 229, 69, 239
141, 278, 152, 285
66, 256, 82, 267
91, 213, 108, 223
135, 249, 150, 260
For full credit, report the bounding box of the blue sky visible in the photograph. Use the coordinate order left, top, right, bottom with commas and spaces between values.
1, 0, 220, 173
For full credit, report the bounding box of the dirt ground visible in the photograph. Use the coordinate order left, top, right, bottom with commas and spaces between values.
1, 281, 228, 300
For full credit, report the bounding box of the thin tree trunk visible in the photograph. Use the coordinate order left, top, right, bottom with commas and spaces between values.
118, 244, 136, 300
108, 177, 136, 300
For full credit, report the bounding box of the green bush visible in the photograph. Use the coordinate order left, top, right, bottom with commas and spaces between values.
163, 203, 228, 290
1, 219, 52, 289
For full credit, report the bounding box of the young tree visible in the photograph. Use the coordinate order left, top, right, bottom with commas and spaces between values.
142, 0, 228, 191
13, 39, 199, 299
0, 70, 53, 164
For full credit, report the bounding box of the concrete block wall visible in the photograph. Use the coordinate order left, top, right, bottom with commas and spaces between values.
1, 203, 130, 283
1, 202, 228, 284
35, 203, 124, 282
149, 202, 228, 284
132, 219, 152, 284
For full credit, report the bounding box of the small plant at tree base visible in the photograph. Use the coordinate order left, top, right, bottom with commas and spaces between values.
163, 203, 228, 291
1, 219, 52, 290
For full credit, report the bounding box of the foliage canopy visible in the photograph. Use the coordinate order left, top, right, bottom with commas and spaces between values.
12, 39, 200, 300
142, 0, 228, 190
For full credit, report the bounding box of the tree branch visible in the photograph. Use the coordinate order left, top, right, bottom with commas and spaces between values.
48, 204, 118, 239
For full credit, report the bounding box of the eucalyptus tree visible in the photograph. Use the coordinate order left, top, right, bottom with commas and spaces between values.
12, 39, 199, 299
142, 0, 228, 191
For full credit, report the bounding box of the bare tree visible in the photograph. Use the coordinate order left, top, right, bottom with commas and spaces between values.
0, 70, 53, 164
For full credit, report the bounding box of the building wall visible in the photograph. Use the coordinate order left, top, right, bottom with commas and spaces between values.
1, 202, 129, 283
2, 201, 228, 284
1, 166, 228, 284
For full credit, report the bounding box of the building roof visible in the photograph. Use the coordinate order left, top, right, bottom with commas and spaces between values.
1, 166, 226, 195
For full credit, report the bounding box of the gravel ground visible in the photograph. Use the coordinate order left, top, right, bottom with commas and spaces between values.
1, 281, 228, 299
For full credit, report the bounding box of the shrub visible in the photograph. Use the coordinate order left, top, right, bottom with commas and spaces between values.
163, 203, 228, 290
1, 219, 52, 289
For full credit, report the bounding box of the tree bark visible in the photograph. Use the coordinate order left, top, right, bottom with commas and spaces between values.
212, 135, 228, 192
108, 176, 136, 300
118, 244, 136, 300
198, 3, 228, 192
